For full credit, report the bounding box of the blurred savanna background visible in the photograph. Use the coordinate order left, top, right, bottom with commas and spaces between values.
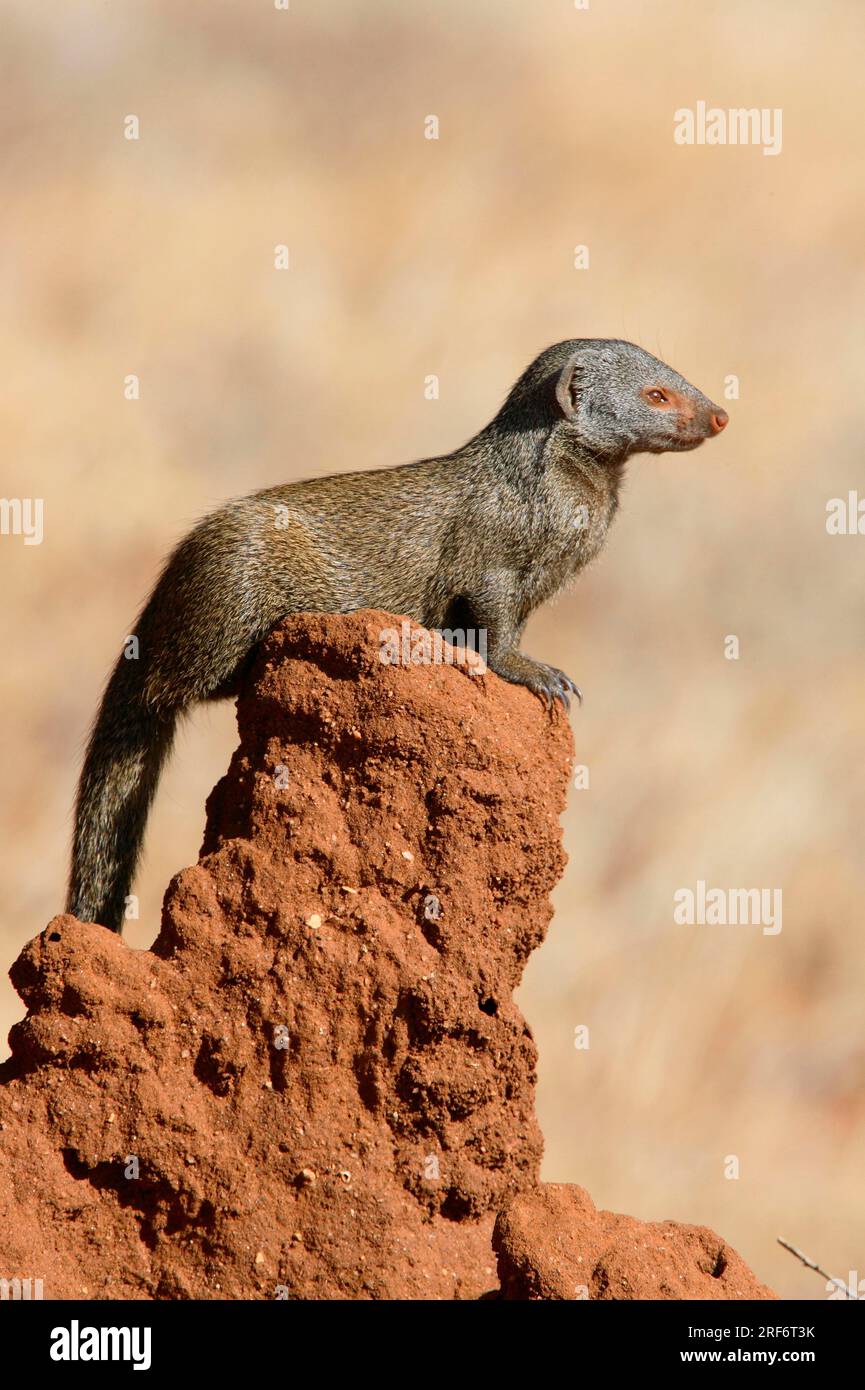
2, 0, 864, 1298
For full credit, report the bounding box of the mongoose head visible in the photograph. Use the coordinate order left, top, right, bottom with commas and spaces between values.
501, 339, 728, 461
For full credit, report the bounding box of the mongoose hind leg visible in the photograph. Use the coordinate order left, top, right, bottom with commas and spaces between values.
204, 647, 261, 702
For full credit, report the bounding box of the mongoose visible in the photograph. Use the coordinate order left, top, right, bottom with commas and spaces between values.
68, 339, 728, 932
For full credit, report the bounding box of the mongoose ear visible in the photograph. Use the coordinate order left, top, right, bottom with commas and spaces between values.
554, 353, 585, 420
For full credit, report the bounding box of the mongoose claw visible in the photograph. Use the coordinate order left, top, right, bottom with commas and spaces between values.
526, 663, 582, 714
553, 668, 583, 712
561, 673, 583, 706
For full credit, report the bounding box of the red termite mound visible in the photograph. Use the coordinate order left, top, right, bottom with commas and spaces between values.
0, 612, 773, 1299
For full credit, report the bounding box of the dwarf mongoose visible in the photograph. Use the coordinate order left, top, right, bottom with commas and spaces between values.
67, 339, 728, 931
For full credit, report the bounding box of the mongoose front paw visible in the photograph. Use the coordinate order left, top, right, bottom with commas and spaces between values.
492, 654, 582, 713
524, 662, 582, 713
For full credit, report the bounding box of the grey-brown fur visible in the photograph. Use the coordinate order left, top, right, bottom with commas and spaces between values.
68, 339, 727, 931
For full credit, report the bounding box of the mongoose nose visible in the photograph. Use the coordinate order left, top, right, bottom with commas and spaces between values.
710, 409, 729, 434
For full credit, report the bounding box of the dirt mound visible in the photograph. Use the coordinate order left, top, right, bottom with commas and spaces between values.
0, 611, 773, 1299
495, 1184, 774, 1299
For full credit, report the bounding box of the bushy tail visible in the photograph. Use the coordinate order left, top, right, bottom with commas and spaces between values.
66, 658, 179, 933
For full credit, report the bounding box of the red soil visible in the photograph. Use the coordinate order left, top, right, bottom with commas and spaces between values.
0, 612, 773, 1299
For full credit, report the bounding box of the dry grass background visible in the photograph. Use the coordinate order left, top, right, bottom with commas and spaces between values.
2, 0, 864, 1299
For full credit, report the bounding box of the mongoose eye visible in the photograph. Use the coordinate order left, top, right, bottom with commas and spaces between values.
645, 389, 669, 406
